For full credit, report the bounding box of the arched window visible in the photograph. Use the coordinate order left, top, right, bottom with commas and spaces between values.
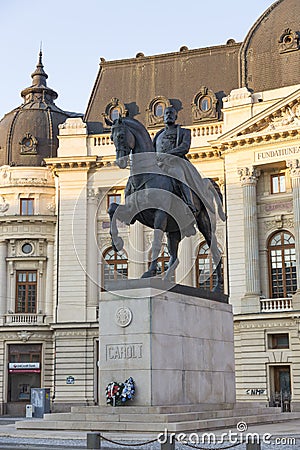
268, 231, 297, 298
196, 242, 223, 291
103, 247, 128, 281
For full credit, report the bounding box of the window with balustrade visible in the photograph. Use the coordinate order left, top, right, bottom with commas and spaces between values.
15, 271, 37, 313
103, 247, 128, 281
196, 242, 223, 291
268, 231, 297, 298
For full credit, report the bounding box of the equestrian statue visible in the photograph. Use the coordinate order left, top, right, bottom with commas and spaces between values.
106, 106, 226, 291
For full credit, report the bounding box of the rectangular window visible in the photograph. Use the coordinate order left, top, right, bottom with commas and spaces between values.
268, 333, 289, 350
271, 174, 286, 194
20, 199, 34, 215
16, 271, 37, 313
107, 193, 121, 210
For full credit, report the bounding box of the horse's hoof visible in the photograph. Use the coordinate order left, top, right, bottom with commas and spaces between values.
112, 237, 124, 252
212, 283, 222, 293
162, 258, 179, 281
141, 269, 157, 278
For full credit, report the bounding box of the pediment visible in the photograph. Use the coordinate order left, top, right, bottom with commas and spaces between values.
212, 87, 300, 149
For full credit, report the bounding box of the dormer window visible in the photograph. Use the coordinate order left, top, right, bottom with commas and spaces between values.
103, 98, 127, 125
19, 133, 38, 155
146, 96, 171, 127
279, 28, 300, 54
192, 87, 218, 123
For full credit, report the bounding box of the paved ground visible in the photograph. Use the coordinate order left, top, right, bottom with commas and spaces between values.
0, 417, 299, 449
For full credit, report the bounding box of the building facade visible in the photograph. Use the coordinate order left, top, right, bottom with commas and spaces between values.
0, 0, 300, 414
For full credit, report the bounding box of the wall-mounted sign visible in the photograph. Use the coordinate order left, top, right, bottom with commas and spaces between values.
255, 146, 300, 162
66, 376, 75, 385
9, 362, 40, 373
246, 388, 267, 396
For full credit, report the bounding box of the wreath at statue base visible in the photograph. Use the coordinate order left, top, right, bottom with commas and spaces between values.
105, 377, 135, 406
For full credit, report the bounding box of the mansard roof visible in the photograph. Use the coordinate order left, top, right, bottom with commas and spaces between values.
240, 0, 300, 92
85, 42, 241, 133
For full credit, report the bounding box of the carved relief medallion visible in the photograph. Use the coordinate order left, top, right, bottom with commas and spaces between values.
115, 306, 132, 327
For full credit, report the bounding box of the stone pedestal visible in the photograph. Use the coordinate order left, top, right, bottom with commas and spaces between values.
99, 279, 235, 408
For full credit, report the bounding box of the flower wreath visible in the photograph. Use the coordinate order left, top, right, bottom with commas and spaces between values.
105, 377, 135, 406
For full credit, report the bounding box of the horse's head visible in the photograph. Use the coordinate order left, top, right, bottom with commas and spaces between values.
110, 117, 135, 169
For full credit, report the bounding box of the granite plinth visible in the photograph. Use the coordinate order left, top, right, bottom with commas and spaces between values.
99, 279, 235, 407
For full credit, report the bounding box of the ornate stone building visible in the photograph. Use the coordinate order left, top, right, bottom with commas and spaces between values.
1, 0, 300, 414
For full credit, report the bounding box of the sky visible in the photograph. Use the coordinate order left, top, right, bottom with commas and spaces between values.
0, 0, 274, 119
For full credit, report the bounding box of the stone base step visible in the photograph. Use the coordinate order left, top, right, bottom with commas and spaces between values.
40, 406, 281, 424
16, 412, 300, 433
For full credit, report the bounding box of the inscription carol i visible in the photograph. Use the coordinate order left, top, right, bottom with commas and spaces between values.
106, 343, 143, 360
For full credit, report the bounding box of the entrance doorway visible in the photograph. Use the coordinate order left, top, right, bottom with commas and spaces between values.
269, 365, 291, 411
7, 344, 42, 415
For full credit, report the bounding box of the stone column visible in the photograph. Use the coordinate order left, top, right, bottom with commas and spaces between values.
0, 241, 7, 318
176, 238, 193, 286
45, 240, 54, 319
287, 160, 300, 306
128, 221, 145, 278
238, 167, 261, 312
87, 189, 99, 318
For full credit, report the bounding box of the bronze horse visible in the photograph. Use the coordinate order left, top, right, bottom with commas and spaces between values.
107, 116, 225, 291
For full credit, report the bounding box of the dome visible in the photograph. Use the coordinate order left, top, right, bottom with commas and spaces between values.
0, 51, 82, 167
240, 0, 300, 92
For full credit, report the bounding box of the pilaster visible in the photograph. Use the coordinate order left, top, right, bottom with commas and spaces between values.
87, 188, 99, 320
287, 159, 300, 309
0, 241, 7, 320
45, 240, 54, 320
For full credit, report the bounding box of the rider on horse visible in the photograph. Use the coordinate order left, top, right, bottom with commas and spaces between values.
153, 106, 197, 215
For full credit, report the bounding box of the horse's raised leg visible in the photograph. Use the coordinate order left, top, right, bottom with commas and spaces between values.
108, 202, 124, 252
163, 231, 181, 281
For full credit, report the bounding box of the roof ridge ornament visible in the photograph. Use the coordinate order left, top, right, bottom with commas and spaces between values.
20, 49, 58, 104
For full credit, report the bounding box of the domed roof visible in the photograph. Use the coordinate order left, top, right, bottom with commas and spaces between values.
0, 51, 82, 167
240, 0, 300, 92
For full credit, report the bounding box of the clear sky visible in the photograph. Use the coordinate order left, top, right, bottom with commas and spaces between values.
0, 0, 273, 119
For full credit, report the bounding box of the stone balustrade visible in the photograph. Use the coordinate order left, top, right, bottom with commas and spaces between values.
260, 297, 293, 312
5, 314, 45, 325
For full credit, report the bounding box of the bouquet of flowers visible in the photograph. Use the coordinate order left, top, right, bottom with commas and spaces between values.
120, 377, 135, 403
105, 377, 135, 406
105, 381, 124, 406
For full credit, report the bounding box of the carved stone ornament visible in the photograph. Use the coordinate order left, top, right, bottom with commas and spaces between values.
0, 195, 9, 213
115, 306, 133, 327
19, 133, 38, 155
265, 105, 300, 132
18, 331, 33, 342
278, 28, 300, 54
237, 167, 260, 185
146, 96, 171, 127
192, 87, 218, 123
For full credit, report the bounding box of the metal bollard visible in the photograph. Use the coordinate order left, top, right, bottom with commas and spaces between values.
246, 443, 261, 450
161, 436, 175, 450
87, 432, 101, 449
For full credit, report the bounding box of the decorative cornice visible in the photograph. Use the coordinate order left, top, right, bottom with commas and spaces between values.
45, 156, 98, 173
